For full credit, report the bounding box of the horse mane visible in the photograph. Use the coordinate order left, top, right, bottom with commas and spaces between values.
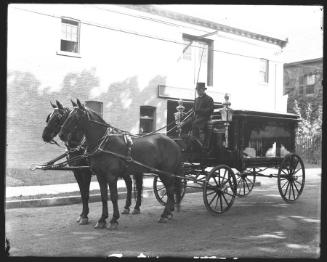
85, 106, 109, 125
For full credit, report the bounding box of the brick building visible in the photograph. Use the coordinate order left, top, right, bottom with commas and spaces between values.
7, 4, 288, 168
284, 58, 323, 98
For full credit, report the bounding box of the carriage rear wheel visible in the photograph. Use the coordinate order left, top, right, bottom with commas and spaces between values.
277, 154, 305, 203
153, 176, 187, 206
203, 165, 237, 215
236, 168, 256, 197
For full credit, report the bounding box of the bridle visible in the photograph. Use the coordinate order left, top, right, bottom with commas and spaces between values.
46, 107, 85, 151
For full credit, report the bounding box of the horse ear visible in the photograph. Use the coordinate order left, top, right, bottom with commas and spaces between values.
76, 98, 84, 110
50, 101, 57, 108
56, 100, 64, 110
71, 99, 77, 107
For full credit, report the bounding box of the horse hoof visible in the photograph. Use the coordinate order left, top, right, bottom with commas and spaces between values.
79, 217, 88, 225
94, 221, 106, 229
76, 216, 82, 223
121, 208, 130, 215
167, 213, 173, 220
132, 209, 141, 215
158, 217, 168, 223
108, 223, 118, 230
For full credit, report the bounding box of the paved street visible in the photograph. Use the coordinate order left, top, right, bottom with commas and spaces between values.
6, 173, 321, 258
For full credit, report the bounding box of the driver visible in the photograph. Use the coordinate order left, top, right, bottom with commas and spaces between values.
192, 82, 214, 146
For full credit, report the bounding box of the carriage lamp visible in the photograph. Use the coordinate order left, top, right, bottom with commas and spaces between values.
174, 99, 185, 137
220, 93, 233, 122
220, 93, 233, 148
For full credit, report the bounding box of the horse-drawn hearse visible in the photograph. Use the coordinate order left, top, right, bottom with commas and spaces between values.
33, 95, 304, 229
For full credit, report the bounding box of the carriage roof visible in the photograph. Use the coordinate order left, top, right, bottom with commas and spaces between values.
212, 108, 299, 122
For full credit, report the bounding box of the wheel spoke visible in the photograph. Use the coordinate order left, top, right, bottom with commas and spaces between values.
208, 192, 219, 206
223, 191, 234, 197
214, 194, 220, 210
244, 179, 251, 191
288, 181, 292, 199
156, 186, 165, 191
206, 190, 216, 197
281, 180, 289, 189
293, 180, 300, 194
245, 177, 254, 185
282, 182, 290, 197
281, 169, 289, 175
294, 180, 303, 187
213, 176, 220, 188
221, 192, 230, 207
219, 194, 223, 211
293, 168, 302, 175
291, 183, 295, 200
292, 158, 299, 171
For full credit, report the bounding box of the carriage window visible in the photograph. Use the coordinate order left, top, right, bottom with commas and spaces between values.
259, 59, 269, 83
60, 18, 80, 53
140, 106, 156, 134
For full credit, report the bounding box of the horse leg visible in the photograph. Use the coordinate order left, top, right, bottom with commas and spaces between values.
108, 177, 120, 230
158, 177, 175, 223
79, 170, 92, 224
132, 173, 143, 215
73, 171, 88, 224
94, 173, 108, 229
121, 174, 132, 214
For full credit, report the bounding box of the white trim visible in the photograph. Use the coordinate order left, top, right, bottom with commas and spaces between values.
56, 50, 81, 58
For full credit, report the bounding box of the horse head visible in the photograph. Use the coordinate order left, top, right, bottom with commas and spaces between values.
42, 100, 70, 143
59, 98, 88, 143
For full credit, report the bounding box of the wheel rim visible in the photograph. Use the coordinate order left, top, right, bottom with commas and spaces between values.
203, 165, 237, 215
236, 169, 256, 197
153, 176, 187, 206
153, 176, 167, 206
278, 154, 305, 202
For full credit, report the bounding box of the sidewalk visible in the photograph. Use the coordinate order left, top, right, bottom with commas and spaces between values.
6, 168, 321, 209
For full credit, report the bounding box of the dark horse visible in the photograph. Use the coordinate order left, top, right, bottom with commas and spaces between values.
59, 99, 184, 229
42, 100, 143, 226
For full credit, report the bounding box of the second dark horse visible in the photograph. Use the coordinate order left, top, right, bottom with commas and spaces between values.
59, 99, 184, 229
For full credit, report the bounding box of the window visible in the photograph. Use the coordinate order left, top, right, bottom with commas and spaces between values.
259, 59, 269, 83
306, 85, 315, 95
60, 18, 80, 53
140, 106, 156, 134
182, 34, 213, 86
85, 101, 103, 117
305, 74, 316, 85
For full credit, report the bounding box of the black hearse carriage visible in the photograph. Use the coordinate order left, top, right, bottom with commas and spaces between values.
154, 95, 305, 215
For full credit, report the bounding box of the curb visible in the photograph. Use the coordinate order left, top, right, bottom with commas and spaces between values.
6, 182, 262, 209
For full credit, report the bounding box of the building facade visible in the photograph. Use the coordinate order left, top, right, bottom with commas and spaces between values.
284, 58, 323, 99
7, 4, 288, 168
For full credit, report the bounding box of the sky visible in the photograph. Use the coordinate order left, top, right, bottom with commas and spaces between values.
159, 5, 323, 63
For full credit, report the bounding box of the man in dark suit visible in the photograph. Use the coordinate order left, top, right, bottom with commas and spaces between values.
192, 82, 214, 146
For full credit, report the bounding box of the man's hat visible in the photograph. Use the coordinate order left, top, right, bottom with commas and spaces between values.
196, 82, 206, 90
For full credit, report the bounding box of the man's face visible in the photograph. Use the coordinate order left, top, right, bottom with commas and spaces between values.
196, 88, 205, 97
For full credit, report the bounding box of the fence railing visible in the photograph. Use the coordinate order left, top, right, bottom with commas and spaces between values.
295, 134, 321, 165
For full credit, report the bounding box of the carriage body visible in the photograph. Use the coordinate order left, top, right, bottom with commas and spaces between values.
165, 101, 305, 215
206, 109, 300, 170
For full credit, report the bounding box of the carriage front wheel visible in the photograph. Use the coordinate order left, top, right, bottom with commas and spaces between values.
203, 165, 237, 215
277, 154, 305, 203
153, 176, 187, 206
